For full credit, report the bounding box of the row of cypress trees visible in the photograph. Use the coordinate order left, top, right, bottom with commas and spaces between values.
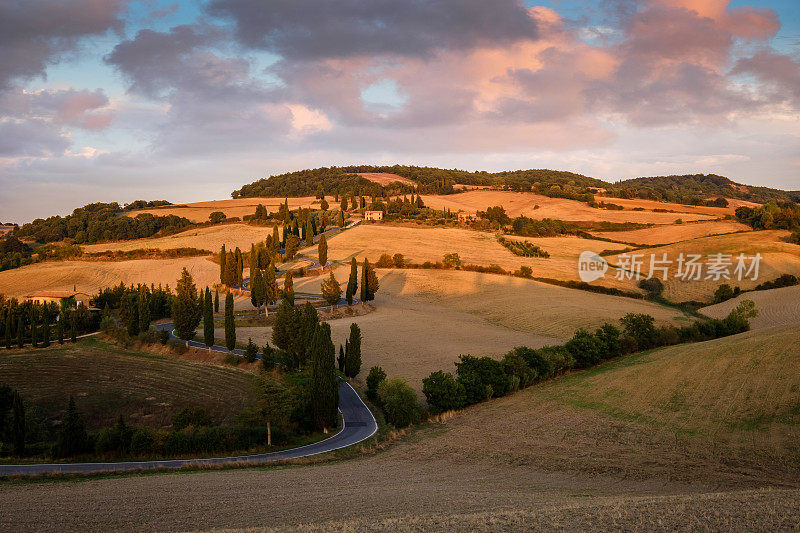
2, 303, 79, 349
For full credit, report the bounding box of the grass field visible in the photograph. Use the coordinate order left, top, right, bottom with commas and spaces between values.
420, 190, 717, 224
4, 326, 798, 531
605, 230, 800, 302
128, 197, 322, 223
0, 256, 219, 299
591, 220, 751, 246
83, 223, 277, 253
701, 285, 800, 330
0, 338, 256, 430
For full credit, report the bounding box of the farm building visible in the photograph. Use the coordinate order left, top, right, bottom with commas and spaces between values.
364, 211, 384, 221
26, 290, 92, 307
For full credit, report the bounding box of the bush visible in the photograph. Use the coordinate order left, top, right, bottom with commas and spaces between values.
244, 338, 258, 363
442, 252, 462, 268
422, 371, 466, 413
517, 265, 533, 278
158, 329, 170, 345
377, 378, 423, 428
392, 253, 405, 268
565, 329, 606, 368
365, 366, 387, 403
501, 350, 537, 389
130, 427, 157, 456
497, 236, 550, 258
172, 406, 213, 430
375, 254, 394, 268
455, 355, 512, 404
638, 277, 664, 296
620, 313, 658, 351
713, 283, 739, 303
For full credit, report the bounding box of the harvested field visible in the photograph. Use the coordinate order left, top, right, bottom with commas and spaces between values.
605, 230, 800, 302
420, 190, 716, 224
83, 223, 277, 253
128, 197, 321, 223
594, 195, 739, 216
591, 220, 751, 246
701, 284, 800, 330
0, 256, 218, 299
0, 338, 255, 430
356, 172, 417, 187
322, 223, 639, 292
3, 327, 798, 531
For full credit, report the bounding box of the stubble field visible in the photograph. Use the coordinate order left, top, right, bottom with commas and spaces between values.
82, 223, 277, 253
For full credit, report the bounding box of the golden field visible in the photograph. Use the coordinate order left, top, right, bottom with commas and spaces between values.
701, 284, 800, 330
128, 197, 323, 222
591, 220, 751, 245
420, 190, 717, 224
83, 223, 277, 253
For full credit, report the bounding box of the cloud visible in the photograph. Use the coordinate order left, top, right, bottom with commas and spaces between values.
207, 0, 539, 60
733, 51, 800, 108
0, 0, 125, 88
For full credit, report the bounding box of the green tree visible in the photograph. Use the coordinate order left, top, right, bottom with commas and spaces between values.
219, 244, 226, 284
264, 262, 278, 315
311, 322, 338, 431
30, 306, 38, 347
337, 210, 345, 227
203, 287, 214, 348
41, 305, 51, 348
214, 289, 220, 313
253, 374, 293, 446
54, 396, 88, 458
285, 234, 301, 259
283, 270, 295, 306
271, 299, 293, 351
294, 303, 318, 367
138, 289, 150, 332
620, 313, 658, 351
250, 267, 265, 310
346, 257, 358, 305
366, 366, 386, 402
224, 291, 236, 351
70, 310, 77, 342
318, 234, 328, 267
209, 211, 226, 224
360, 259, 379, 302
120, 292, 139, 337
305, 219, 314, 247
422, 371, 466, 413
222, 251, 237, 286
236, 251, 244, 287
17, 315, 24, 348
57, 318, 64, 345
337, 344, 345, 372
378, 378, 422, 428
11, 390, 25, 456
244, 338, 258, 363
4, 309, 11, 349
321, 271, 341, 309
172, 268, 201, 341
345, 323, 362, 378
272, 226, 280, 252
360, 259, 368, 303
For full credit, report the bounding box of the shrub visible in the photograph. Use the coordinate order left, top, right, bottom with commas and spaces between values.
638, 277, 664, 296
366, 366, 387, 403
377, 378, 423, 428
442, 252, 462, 268
392, 253, 405, 268
565, 329, 606, 368
422, 371, 466, 413
517, 265, 533, 278
209, 211, 227, 224
172, 406, 213, 430
244, 338, 258, 363
620, 313, 658, 350
455, 355, 512, 403
158, 329, 170, 345
501, 350, 537, 389
130, 427, 157, 456
497, 236, 550, 258
713, 283, 738, 303
375, 253, 394, 268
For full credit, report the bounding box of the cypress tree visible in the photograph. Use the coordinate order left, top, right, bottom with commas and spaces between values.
311, 322, 338, 431
250, 267, 264, 310
42, 306, 50, 348
271, 299, 292, 351
337, 210, 345, 227
305, 219, 314, 247
283, 271, 294, 306
346, 257, 358, 305
70, 310, 77, 343
338, 344, 345, 372
299, 302, 319, 363
223, 251, 237, 286
214, 289, 220, 313
204, 287, 214, 349
4, 309, 11, 349
30, 306, 38, 348
57, 319, 64, 345
219, 244, 226, 284
360, 259, 369, 303
318, 234, 328, 267
272, 226, 280, 252
11, 390, 25, 456
366, 262, 380, 301
172, 268, 201, 342
121, 292, 138, 337
138, 289, 150, 333
345, 323, 362, 378
249, 244, 258, 272
264, 262, 278, 315
224, 291, 236, 351
236, 250, 244, 287
54, 396, 87, 458
341, 196, 348, 212
17, 315, 24, 348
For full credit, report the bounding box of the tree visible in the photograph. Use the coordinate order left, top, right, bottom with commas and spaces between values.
620, 313, 658, 351
219, 244, 226, 284
121, 292, 139, 337
443, 252, 462, 268
264, 262, 278, 315
236, 251, 244, 287
337, 210, 345, 227
54, 396, 88, 458
318, 234, 328, 267
244, 338, 258, 363
345, 323, 362, 378
361, 259, 379, 302
305, 218, 314, 247
4, 309, 11, 349
138, 289, 150, 332
337, 344, 345, 372
17, 315, 24, 348
250, 267, 265, 310
320, 198, 329, 211
253, 374, 293, 446
310, 323, 338, 431
341, 196, 348, 212
172, 268, 201, 342
271, 299, 293, 351
365, 366, 386, 402
214, 289, 220, 313
41, 305, 51, 348
272, 226, 280, 252
346, 257, 358, 305
57, 318, 64, 345
283, 270, 294, 306
222, 251, 237, 286
70, 310, 77, 343
295, 303, 318, 367
321, 271, 341, 309
422, 371, 466, 413
378, 378, 422, 428
360, 259, 369, 302
224, 291, 236, 351
209, 211, 227, 224
203, 287, 214, 348
284, 234, 301, 259
11, 390, 25, 456
30, 306, 37, 347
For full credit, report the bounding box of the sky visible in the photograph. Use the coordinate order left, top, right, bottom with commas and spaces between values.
1, 0, 798, 223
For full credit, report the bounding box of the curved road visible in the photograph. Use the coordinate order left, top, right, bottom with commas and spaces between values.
0, 319, 377, 476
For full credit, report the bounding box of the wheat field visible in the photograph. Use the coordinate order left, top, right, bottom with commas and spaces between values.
83, 223, 277, 253
128, 197, 322, 222
591, 220, 751, 246
701, 284, 800, 330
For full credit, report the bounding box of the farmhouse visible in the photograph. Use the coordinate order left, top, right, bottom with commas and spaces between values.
26, 290, 92, 307
364, 210, 384, 221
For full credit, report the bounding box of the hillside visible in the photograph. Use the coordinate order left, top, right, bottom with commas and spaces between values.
4, 325, 798, 530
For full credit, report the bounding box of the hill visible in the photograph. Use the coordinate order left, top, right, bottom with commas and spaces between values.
3, 326, 798, 530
